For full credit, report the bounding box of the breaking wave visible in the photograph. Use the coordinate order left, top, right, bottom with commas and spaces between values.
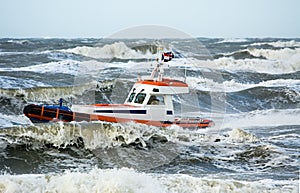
214, 50, 266, 60
216, 38, 249, 44
248, 47, 300, 62
222, 108, 300, 128
0, 76, 50, 89
186, 76, 300, 92
0, 168, 297, 193
0, 121, 177, 150
198, 57, 300, 74
201, 47, 300, 73
0, 114, 31, 128
250, 40, 300, 48
63, 42, 156, 59
227, 128, 259, 143
0, 57, 131, 77
0, 78, 114, 103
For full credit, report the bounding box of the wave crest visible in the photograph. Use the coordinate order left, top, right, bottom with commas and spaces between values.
0, 122, 175, 150
63, 42, 156, 59
0, 168, 297, 193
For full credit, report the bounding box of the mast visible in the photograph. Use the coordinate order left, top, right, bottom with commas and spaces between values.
150, 47, 174, 81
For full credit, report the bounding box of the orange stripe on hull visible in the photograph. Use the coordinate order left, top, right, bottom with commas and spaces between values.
75, 113, 210, 128
136, 79, 188, 87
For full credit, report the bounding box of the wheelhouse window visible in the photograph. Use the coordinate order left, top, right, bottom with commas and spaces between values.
127, 93, 135, 103
147, 95, 165, 105
134, 93, 146, 104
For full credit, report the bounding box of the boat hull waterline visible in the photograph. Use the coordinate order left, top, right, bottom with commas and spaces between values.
23, 104, 214, 128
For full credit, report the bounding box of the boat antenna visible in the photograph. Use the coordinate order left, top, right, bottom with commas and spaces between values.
184, 61, 187, 83
150, 46, 164, 81
150, 42, 174, 82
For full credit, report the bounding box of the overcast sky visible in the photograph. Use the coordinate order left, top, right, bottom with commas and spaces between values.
0, 0, 299, 38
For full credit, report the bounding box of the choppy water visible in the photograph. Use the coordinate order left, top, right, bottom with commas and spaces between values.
0, 37, 299, 192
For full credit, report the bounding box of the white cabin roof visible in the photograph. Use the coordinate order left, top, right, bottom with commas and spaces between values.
133, 78, 189, 95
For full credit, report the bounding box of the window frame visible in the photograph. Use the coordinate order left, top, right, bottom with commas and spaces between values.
127, 92, 136, 103
134, 93, 147, 104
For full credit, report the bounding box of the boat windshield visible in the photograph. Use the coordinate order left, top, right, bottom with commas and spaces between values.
134, 93, 146, 104
147, 95, 164, 105
127, 93, 135, 102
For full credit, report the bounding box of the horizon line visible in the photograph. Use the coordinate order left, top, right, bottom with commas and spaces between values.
0, 36, 299, 39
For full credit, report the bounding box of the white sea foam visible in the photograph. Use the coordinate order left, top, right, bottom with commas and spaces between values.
0, 60, 112, 76
0, 168, 298, 193
194, 57, 300, 74
248, 47, 300, 61
187, 47, 300, 74
6, 39, 33, 45
216, 38, 249, 44
250, 40, 300, 48
0, 113, 32, 128
0, 60, 80, 75
0, 51, 33, 56
0, 76, 50, 89
222, 108, 300, 128
0, 168, 164, 193
0, 121, 175, 150
63, 42, 155, 59
186, 76, 300, 92
160, 174, 298, 193
227, 128, 259, 143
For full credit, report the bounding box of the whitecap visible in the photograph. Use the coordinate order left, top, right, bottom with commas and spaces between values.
0, 168, 297, 193
62, 42, 155, 59
222, 109, 300, 128
216, 38, 249, 44
250, 40, 300, 48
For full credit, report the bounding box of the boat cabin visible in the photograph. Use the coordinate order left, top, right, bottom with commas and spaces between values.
123, 78, 189, 122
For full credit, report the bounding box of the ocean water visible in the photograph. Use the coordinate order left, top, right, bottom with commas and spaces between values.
0, 37, 299, 192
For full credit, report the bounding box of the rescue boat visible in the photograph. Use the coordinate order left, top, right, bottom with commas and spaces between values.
23, 51, 214, 129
